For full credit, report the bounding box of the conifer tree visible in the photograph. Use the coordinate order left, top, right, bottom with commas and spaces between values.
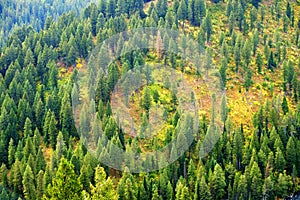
36, 170, 45, 200
282, 95, 289, 115
45, 158, 82, 200
286, 137, 296, 173
211, 164, 226, 199
23, 165, 36, 200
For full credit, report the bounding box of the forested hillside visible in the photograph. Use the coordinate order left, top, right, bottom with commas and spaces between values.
0, 0, 99, 47
0, 0, 299, 199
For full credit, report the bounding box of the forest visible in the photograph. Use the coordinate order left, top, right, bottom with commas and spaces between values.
0, 0, 299, 199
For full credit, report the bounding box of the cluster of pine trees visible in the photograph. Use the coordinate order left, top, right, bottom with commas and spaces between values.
0, 0, 101, 47
0, 0, 299, 199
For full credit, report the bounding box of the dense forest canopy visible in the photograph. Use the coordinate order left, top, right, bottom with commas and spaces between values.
0, 0, 99, 46
0, 0, 299, 199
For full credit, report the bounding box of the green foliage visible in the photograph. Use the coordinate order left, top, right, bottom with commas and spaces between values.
90, 166, 118, 200
211, 164, 226, 199
44, 158, 82, 200
0, 1, 299, 199
22, 165, 36, 200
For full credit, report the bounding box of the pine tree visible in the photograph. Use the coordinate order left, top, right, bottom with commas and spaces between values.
166, 181, 174, 200
35, 98, 44, 131
237, 3, 244, 31
283, 14, 289, 33
24, 117, 33, 138
0, 188, 9, 199
250, 7, 258, 29
118, 169, 136, 200
60, 93, 76, 138
116, 0, 127, 15
211, 164, 226, 199
219, 57, 227, 90
220, 94, 228, 124
263, 176, 274, 200
229, 13, 235, 35
48, 112, 57, 148
79, 164, 90, 193
252, 0, 261, 8
23, 137, 36, 162
243, 39, 252, 67
55, 131, 66, 161
12, 159, 23, 194
177, 0, 188, 21
156, 0, 167, 18
249, 161, 263, 200
67, 46, 77, 67
151, 184, 162, 200
124, 178, 137, 200
107, 0, 116, 18
194, 0, 206, 26
45, 158, 82, 200
267, 51, 276, 71
236, 174, 247, 199
276, 171, 292, 198
48, 61, 58, 89
36, 170, 45, 200
286, 137, 296, 173
23, 165, 36, 200
8, 138, 15, 167
0, 163, 8, 188
194, 175, 211, 200
36, 148, 46, 173
244, 69, 253, 91
274, 147, 286, 172
141, 87, 152, 118
256, 52, 263, 74
282, 95, 289, 115
43, 165, 52, 190
234, 41, 241, 72
175, 179, 190, 200
203, 14, 212, 42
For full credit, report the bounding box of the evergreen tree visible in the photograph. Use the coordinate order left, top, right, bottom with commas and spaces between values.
229, 13, 235, 35
219, 57, 227, 90
79, 164, 90, 193
275, 147, 286, 172
203, 14, 212, 42
48, 112, 57, 148
36, 148, 46, 175
249, 162, 263, 200
211, 164, 226, 199
256, 52, 263, 74
141, 87, 152, 118
107, 0, 116, 18
8, 138, 15, 167
243, 39, 252, 67
67, 46, 77, 66
22, 165, 36, 200
175, 179, 190, 200
194, 175, 211, 200
220, 94, 228, 124
177, 0, 188, 21
276, 171, 292, 198
244, 69, 253, 91
36, 170, 45, 200
12, 159, 23, 194
45, 158, 82, 200
263, 176, 274, 200
286, 137, 296, 173
0, 188, 9, 199
282, 95, 289, 115
0, 163, 8, 188
267, 51, 276, 71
